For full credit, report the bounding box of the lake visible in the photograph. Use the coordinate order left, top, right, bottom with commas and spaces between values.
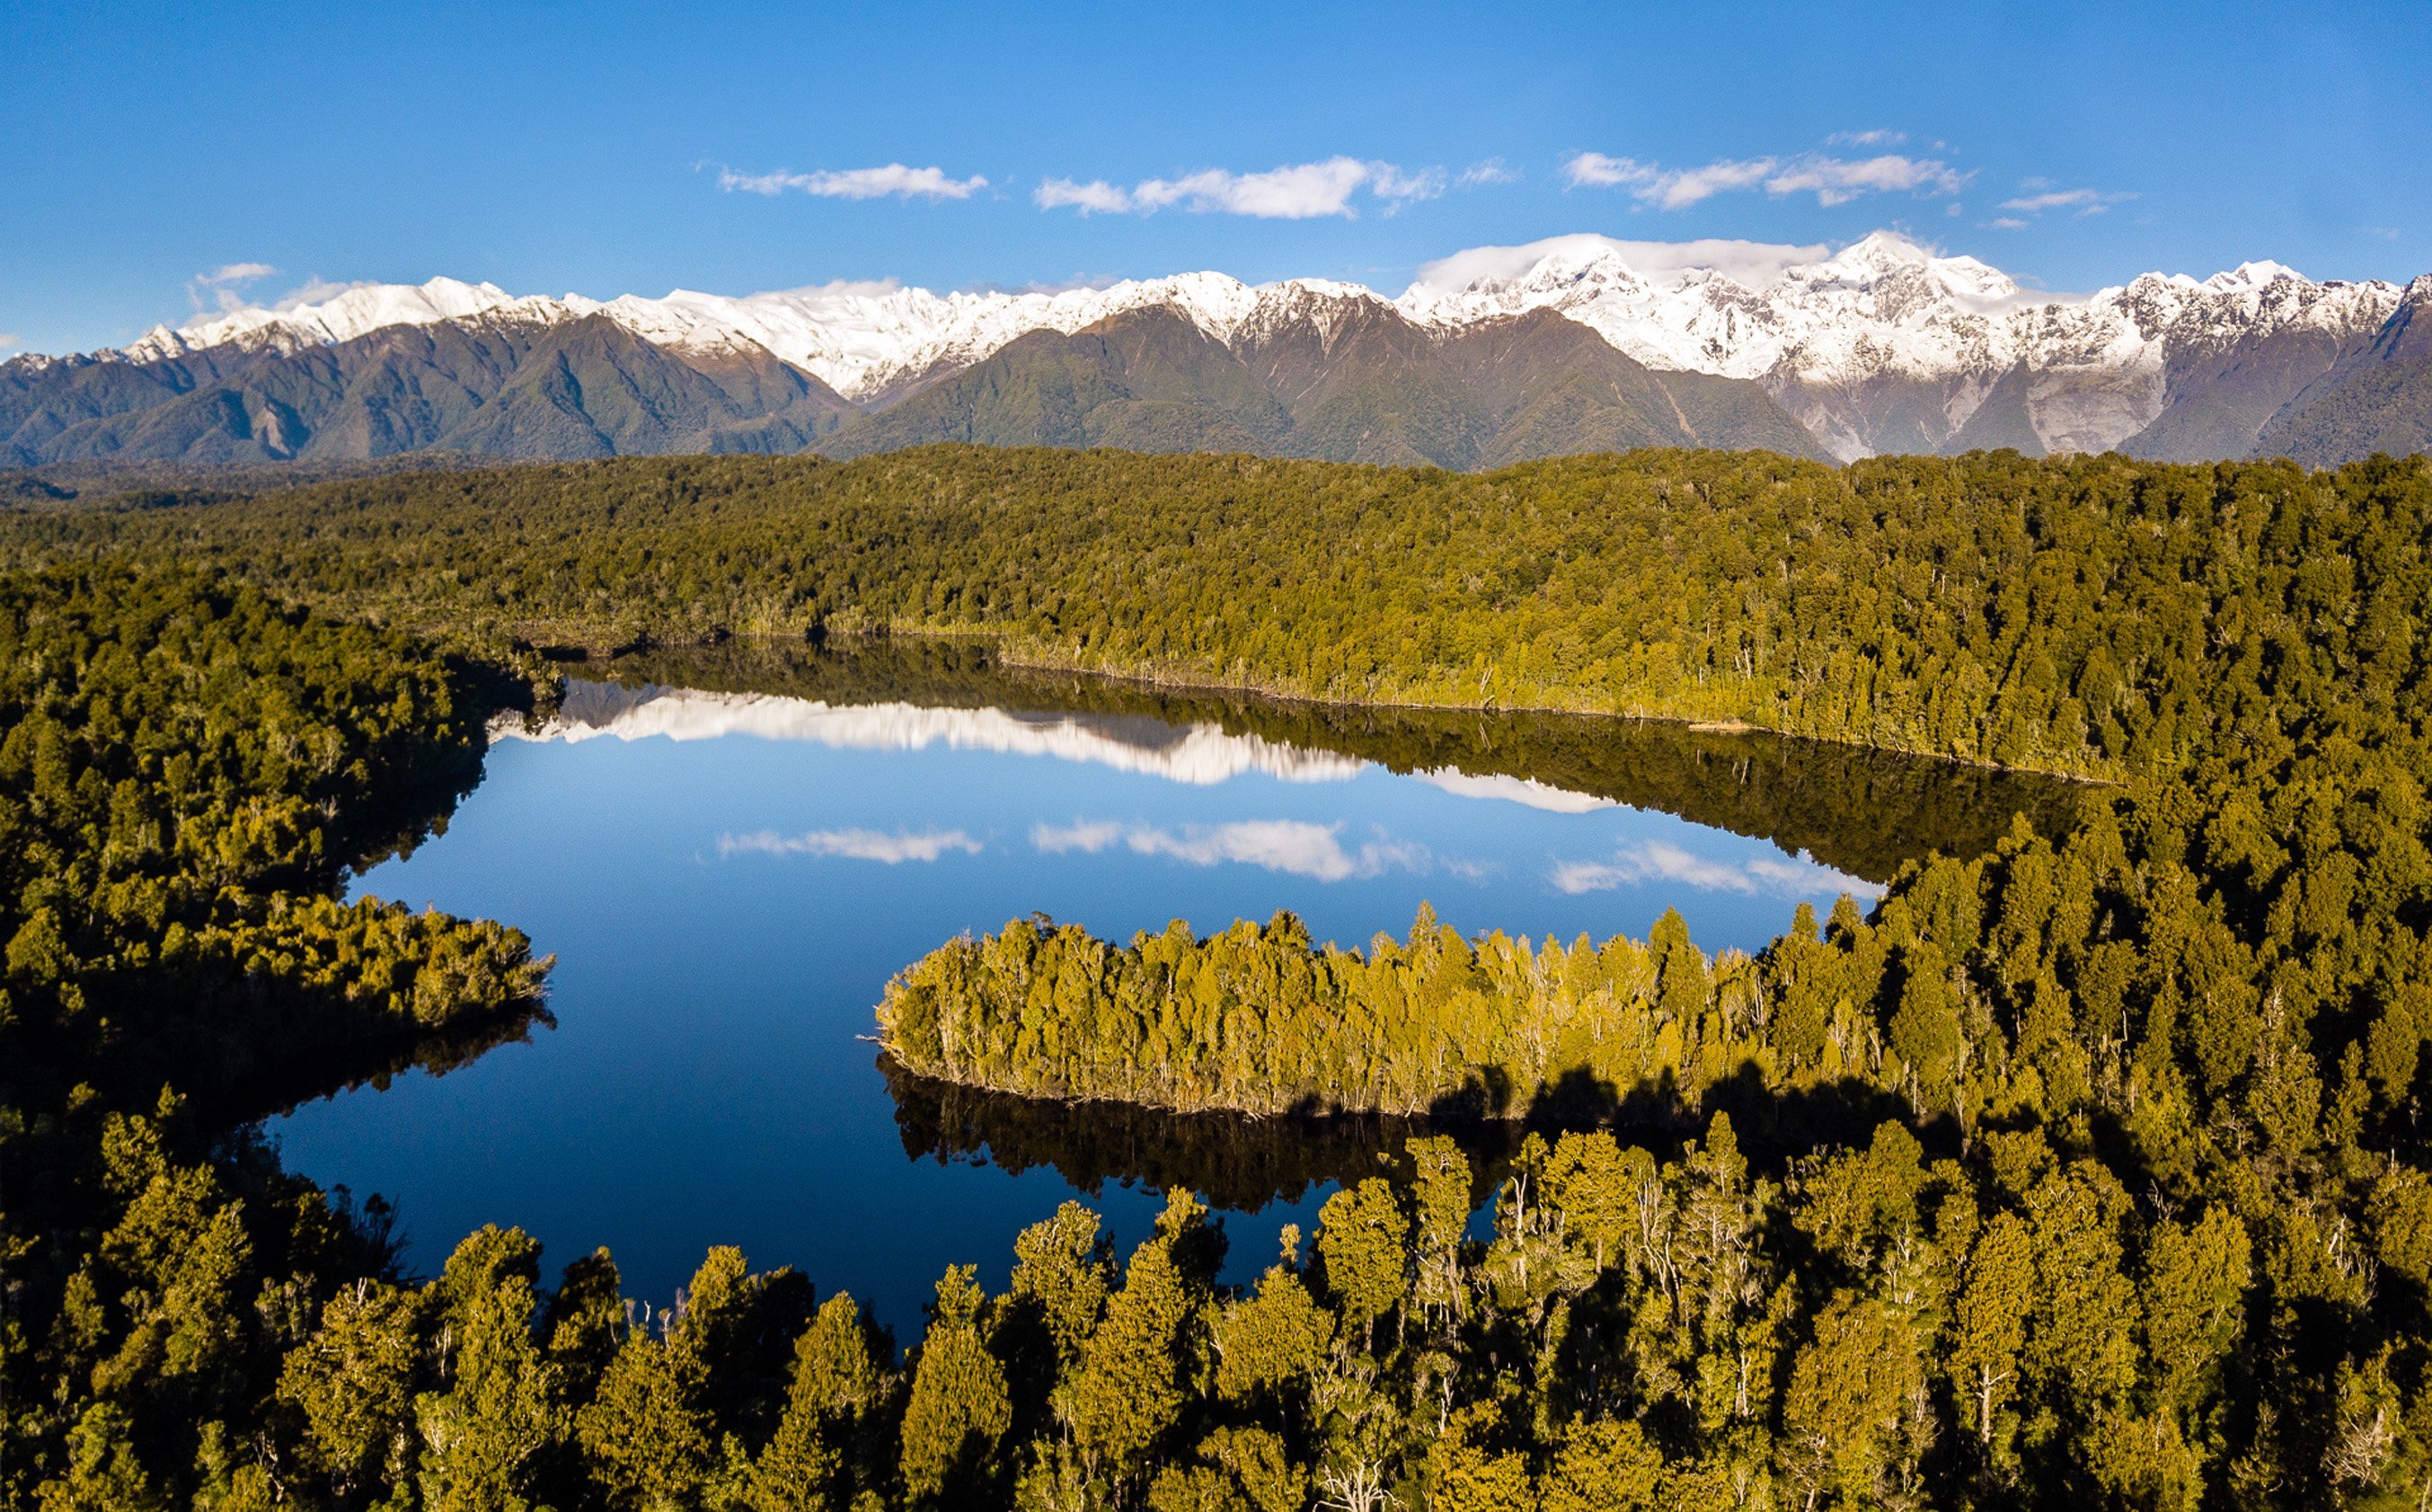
263, 641, 2080, 1338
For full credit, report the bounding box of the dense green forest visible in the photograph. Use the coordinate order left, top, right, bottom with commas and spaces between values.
6, 444, 2432, 1509
7, 442, 2389, 778
0, 565, 550, 1508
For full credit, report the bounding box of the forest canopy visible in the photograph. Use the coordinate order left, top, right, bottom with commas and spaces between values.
4, 444, 2432, 1510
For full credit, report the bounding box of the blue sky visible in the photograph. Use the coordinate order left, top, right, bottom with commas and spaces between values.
4, 0, 2427, 354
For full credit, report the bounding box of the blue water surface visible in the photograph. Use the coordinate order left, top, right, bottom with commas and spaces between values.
267, 680, 1879, 1334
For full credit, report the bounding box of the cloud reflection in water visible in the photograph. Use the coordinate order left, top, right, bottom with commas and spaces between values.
718, 827, 986, 864
1032, 818, 1437, 884
1549, 840, 1879, 899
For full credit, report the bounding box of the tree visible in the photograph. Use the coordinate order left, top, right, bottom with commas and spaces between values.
1781, 1295, 1931, 1510
898, 1266, 1011, 1506
1059, 1189, 1209, 1481
1213, 1263, 1332, 1406
1538, 1418, 1663, 1512
1316, 1180, 1408, 1349
1947, 1212, 2033, 1459
1008, 1201, 1114, 1370
2140, 1207, 2250, 1421
32, 1404, 168, 1512
277, 1277, 429, 1499
1405, 1136, 1472, 1323
576, 1329, 713, 1508
415, 1270, 566, 1512
750, 1292, 885, 1511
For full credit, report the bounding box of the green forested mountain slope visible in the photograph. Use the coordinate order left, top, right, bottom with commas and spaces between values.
1, 315, 859, 465
3, 300, 1834, 469
2259, 289, 2432, 466
827, 303, 1834, 468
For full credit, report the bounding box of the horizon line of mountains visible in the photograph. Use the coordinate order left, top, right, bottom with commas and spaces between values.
7, 232, 2428, 473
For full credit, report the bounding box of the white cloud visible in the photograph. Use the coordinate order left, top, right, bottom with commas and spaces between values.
1986, 217, 2030, 231
1827, 128, 1909, 147
1997, 187, 2138, 218
2363, 226, 2401, 241
720, 164, 989, 201
1037, 157, 1448, 219
1548, 841, 1878, 898
1136, 157, 1373, 217
717, 827, 985, 863
1035, 178, 1134, 215
1369, 164, 1447, 204
1031, 818, 1430, 883
1407, 233, 1829, 296
1456, 158, 1521, 187
0, 333, 18, 350
1766, 155, 1968, 207
1030, 819, 1128, 853
1565, 150, 1968, 209
188, 261, 279, 313
1561, 151, 1650, 189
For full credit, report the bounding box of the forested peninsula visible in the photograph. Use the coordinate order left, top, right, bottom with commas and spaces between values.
6, 444, 2432, 1511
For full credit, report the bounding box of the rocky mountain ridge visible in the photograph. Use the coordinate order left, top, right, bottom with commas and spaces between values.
8, 234, 2428, 469
1400, 232, 2416, 458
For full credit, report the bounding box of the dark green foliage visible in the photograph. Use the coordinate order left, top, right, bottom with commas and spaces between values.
20, 444, 2428, 781
0, 564, 547, 1509
8, 445, 2432, 1508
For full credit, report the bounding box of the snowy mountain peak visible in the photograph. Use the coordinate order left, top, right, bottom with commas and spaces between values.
120, 277, 526, 364
1806, 230, 1935, 281
2206, 260, 2306, 292
42, 234, 2421, 464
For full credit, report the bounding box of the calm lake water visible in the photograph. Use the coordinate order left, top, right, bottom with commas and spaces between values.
264, 643, 2076, 1337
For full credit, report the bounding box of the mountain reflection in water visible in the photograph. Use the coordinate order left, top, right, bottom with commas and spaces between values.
557, 638, 2087, 880
261, 636, 2086, 1328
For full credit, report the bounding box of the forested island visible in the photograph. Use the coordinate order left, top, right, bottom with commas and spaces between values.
5, 443, 2432, 1510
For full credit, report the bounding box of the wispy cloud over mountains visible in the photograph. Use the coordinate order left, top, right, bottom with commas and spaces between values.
1037, 157, 1447, 219
719, 164, 992, 200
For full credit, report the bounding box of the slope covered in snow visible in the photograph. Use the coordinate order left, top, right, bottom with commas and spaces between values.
27, 233, 2426, 464
1398, 232, 2407, 457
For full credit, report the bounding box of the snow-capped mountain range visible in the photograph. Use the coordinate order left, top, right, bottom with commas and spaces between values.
1402, 232, 2421, 458
11, 232, 2429, 469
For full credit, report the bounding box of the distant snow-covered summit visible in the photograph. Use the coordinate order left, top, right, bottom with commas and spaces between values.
16, 233, 2428, 469
1396, 231, 2408, 457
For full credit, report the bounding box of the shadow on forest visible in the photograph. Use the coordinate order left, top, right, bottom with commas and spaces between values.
578, 636, 2092, 881
1437, 1061, 1920, 1155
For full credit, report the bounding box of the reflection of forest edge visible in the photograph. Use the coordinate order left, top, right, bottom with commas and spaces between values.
581, 636, 2088, 881
882, 1049, 1926, 1215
